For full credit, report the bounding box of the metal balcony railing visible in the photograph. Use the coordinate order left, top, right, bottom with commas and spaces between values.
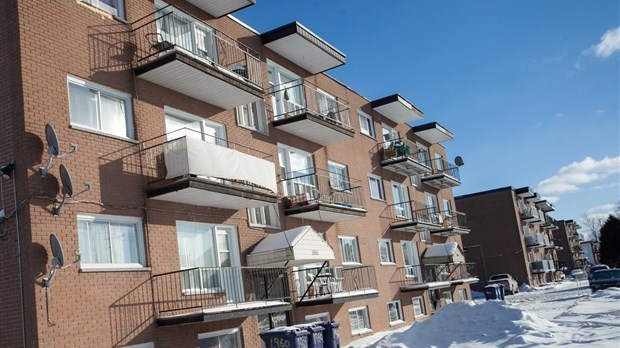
525, 233, 546, 247
378, 138, 431, 166
384, 201, 468, 229
131, 5, 262, 86
423, 263, 478, 283
265, 79, 353, 130
139, 128, 273, 192
429, 158, 461, 181
152, 267, 290, 319
292, 265, 377, 303
280, 168, 365, 211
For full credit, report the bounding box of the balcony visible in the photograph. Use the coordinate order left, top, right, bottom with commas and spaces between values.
411, 122, 454, 144
519, 206, 543, 223
379, 138, 432, 176
386, 202, 441, 233
266, 80, 354, 146
525, 233, 546, 248
262, 22, 346, 74
294, 265, 379, 306
152, 267, 291, 326
186, 0, 255, 18
421, 158, 461, 189
515, 187, 540, 202
132, 5, 263, 109
370, 94, 423, 124
535, 200, 554, 212
280, 168, 366, 222
530, 260, 554, 274
141, 130, 278, 209
398, 263, 478, 292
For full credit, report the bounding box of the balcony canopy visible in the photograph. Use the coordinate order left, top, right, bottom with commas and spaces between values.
247, 226, 335, 267
423, 242, 465, 264
411, 122, 454, 144
187, 0, 255, 18
262, 22, 346, 74
370, 94, 423, 124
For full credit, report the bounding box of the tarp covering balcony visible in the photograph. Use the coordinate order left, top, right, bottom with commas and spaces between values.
247, 226, 335, 267
423, 242, 465, 264
164, 137, 277, 193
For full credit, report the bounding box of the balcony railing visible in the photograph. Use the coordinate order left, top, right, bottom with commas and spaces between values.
266, 79, 353, 130
423, 263, 478, 283
292, 265, 378, 303
152, 267, 290, 320
520, 206, 543, 222
281, 168, 366, 211
385, 202, 468, 230
429, 158, 461, 181
525, 233, 546, 248
379, 138, 431, 166
132, 5, 262, 87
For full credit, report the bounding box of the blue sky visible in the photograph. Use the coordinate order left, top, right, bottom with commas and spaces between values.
234, 0, 620, 228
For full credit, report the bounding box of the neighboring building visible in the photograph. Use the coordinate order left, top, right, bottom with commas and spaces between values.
553, 220, 588, 271
455, 187, 563, 288
0, 1, 476, 347
580, 240, 601, 266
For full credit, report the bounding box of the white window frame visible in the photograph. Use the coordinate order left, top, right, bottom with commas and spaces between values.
387, 300, 404, 325
305, 312, 331, 323
67, 75, 134, 139
419, 230, 431, 242
348, 306, 371, 335
247, 204, 280, 229
443, 199, 453, 217
82, 0, 125, 18
338, 236, 361, 265
358, 111, 375, 138
197, 328, 241, 348
458, 289, 468, 301
328, 161, 350, 191
381, 123, 398, 142
235, 100, 268, 134
412, 296, 426, 318
77, 214, 146, 270
401, 241, 421, 280
164, 106, 227, 145
278, 143, 315, 197
410, 174, 421, 187
377, 239, 395, 265
368, 174, 385, 201
443, 291, 453, 304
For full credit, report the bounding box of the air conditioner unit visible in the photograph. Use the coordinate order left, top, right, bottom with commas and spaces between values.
330, 266, 344, 280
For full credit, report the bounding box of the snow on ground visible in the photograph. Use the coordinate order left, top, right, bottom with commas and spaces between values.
346, 280, 620, 347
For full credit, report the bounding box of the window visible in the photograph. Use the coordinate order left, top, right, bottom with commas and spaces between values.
317, 89, 341, 122
339, 236, 361, 264
368, 174, 385, 200
434, 153, 445, 172
443, 199, 453, 217
378, 239, 395, 264
77, 214, 145, 269
458, 289, 468, 301
258, 312, 289, 333
247, 204, 280, 229
391, 182, 411, 219
425, 192, 441, 224
382, 124, 398, 142
68, 76, 133, 139
412, 297, 426, 318
236, 100, 268, 133
82, 0, 124, 18
443, 291, 453, 304
176, 222, 241, 294
328, 161, 350, 191
278, 144, 315, 197
410, 175, 421, 187
420, 230, 431, 242
358, 111, 375, 138
268, 61, 304, 119
198, 328, 241, 348
165, 106, 227, 145
348, 307, 371, 334
415, 143, 430, 164
387, 301, 404, 324
401, 241, 421, 279
305, 312, 331, 323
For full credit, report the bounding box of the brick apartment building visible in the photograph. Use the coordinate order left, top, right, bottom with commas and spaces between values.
553, 220, 589, 271
0, 1, 477, 347
455, 187, 565, 288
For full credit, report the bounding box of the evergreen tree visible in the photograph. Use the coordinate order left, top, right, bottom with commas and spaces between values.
599, 215, 620, 267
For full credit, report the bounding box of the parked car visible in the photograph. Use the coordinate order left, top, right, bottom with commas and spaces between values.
587, 264, 610, 281
590, 269, 620, 292
571, 268, 587, 281
487, 274, 519, 294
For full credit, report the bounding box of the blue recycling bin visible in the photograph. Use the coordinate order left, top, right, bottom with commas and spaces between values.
483, 284, 505, 300
294, 323, 325, 348
319, 321, 340, 348
260, 326, 310, 348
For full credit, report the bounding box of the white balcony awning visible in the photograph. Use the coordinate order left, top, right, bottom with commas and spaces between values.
164, 137, 277, 193
247, 226, 335, 267
423, 242, 465, 264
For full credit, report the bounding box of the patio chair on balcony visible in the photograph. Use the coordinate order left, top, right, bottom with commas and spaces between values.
145, 33, 175, 54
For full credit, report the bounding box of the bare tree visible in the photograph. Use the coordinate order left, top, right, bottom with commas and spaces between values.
581, 214, 606, 241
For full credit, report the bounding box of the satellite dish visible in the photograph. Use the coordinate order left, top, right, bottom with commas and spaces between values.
41, 124, 77, 177
454, 156, 464, 167
52, 165, 91, 216
43, 234, 80, 288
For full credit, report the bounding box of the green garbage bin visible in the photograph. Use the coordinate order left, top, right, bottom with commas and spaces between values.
260, 326, 310, 348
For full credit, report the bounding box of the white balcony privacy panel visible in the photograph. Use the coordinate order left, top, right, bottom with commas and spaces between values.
164, 137, 277, 193
423, 242, 465, 264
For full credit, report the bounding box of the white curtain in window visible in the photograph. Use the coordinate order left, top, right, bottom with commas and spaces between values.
110, 223, 139, 264
69, 84, 98, 130
100, 94, 127, 137
91, 221, 112, 264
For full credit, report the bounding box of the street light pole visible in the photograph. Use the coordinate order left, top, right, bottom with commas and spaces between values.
464, 244, 488, 282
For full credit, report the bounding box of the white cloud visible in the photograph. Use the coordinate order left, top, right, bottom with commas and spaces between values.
536, 156, 620, 195
554, 112, 563, 119
543, 196, 560, 204
593, 182, 619, 190
587, 203, 616, 214
583, 27, 620, 58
